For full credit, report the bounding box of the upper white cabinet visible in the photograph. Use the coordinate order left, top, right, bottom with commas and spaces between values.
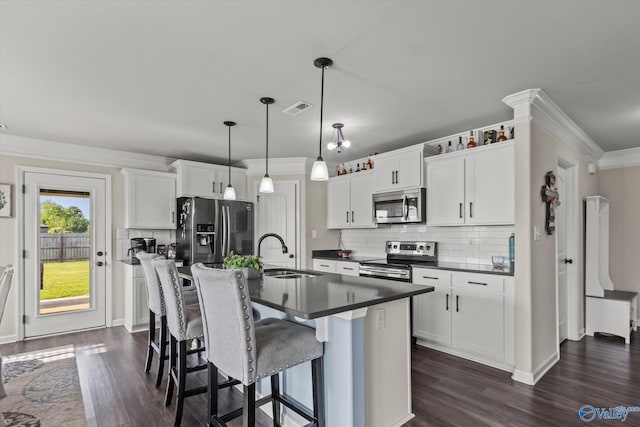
374, 147, 424, 192
327, 170, 376, 229
169, 159, 247, 200
122, 168, 176, 229
426, 142, 514, 226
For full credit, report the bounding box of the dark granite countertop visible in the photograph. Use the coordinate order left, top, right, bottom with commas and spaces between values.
412, 262, 514, 277
587, 290, 638, 301
177, 266, 433, 320
312, 255, 384, 263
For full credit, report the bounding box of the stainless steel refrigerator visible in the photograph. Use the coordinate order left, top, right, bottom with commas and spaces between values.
176, 197, 254, 266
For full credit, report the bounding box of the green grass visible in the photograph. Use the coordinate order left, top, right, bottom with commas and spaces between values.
41, 260, 90, 300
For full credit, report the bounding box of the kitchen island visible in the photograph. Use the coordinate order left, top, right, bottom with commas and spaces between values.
178, 266, 433, 427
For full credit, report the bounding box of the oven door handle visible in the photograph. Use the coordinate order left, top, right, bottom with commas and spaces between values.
402, 195, 409, 221
360, 266, 410, 276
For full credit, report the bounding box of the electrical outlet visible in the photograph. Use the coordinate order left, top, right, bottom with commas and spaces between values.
311, 230, 317, 239
534, 225, 541, 241
376, 308, 386, 330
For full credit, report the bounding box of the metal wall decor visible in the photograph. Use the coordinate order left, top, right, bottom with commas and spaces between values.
540, 171, 561, 235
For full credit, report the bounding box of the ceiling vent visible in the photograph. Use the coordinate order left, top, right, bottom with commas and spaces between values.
282, 101, 314, 116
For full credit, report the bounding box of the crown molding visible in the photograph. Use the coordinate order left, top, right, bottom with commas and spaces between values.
0, 133, 173, 171
239, 157, 313, 176
503, 89, 605, 163
598, 147, 640, 170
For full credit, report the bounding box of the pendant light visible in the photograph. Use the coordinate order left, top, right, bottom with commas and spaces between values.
259, 97, 275, 193
310, 57, 333, 181
223, 121, 237, 200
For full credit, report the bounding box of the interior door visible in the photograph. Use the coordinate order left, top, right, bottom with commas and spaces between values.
557, 167, 568, 343
255, 181, 297, 268
23, 170, 107, 337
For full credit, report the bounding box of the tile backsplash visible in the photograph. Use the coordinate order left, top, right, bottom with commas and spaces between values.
340, 224, 514, 265
115, 229, 176, 260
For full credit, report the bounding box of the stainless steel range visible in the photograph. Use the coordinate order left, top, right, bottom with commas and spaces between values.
359, 241, 437, 282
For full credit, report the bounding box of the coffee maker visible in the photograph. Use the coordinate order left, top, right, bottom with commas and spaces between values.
128, 237, 156, 263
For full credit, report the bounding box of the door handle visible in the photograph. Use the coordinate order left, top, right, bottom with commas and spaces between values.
456, 295, 459, 312
220, 182, 223, 194
96, 261, 105, 267
446, 294, 449, 311
289, 254, 295, 259
172, 211, 175, 223
469, 202, 473, 218
395, 170, 399, 184
564, 259, 573, 264
97, 251, 104, 256
459, 202, 463, 219
346, 211, 349, 223
351, 211, 354, 223
212, 181, 216, 194
391, 171, 395, 184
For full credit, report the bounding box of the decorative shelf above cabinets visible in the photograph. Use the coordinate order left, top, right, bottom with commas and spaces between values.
121, 168, 176, 229
425, 141, 515, 226
169, 159, 247, 200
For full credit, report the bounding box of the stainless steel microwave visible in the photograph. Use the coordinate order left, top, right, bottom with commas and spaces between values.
373, 188, 426, 224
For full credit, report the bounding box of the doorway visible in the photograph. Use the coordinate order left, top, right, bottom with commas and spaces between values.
254, 181, 299, 269
556, 159, 580, 347
20, 168, 110, 338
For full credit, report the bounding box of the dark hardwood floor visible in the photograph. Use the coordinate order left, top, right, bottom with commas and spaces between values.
2, 327, 638, 426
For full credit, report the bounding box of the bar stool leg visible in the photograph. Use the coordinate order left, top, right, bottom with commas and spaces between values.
243, 383, 256, 427
270, 374, 281, 427
145, 309, 155, 373
165, 335, 177, 407
207, 362, 218, 427
174, 339, 188, 427
311, 357, 325, 427
156, 315, 167, 387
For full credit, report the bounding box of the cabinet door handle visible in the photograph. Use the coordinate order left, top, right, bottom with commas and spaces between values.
469, 202, 473, 218
395, 170, 399, 184
172, 211, 175, 223
459, 202, 463, 218
468, 281, 488, 286
446, 294, 449, 311
212, 181, 216, 194
391, 171, 395, 184
346, 211, 350, 223
220, 182, 223, 194
456, 295, 459, 312
422, 276, 439, 280
351, 211, 354, 223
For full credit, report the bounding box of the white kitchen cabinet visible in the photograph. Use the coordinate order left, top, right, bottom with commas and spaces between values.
425, 141, 514, 226
412, 267, 514, 371
312, 259, 360, 276
170, 159, 247, 200
327, 171, 376, 229
124, 264, 150, 333
121, 168, 176, 229
374, 147, 424, 192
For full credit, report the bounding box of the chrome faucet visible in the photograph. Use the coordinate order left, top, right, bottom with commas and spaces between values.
257, 233, 289, 258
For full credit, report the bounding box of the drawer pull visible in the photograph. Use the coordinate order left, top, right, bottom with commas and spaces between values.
468, 281, 488, 286
320, 264, 330, 268
343, 267, 354, 271
422, 276, 439, 280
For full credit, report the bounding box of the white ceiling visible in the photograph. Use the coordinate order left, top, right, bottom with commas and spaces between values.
1, 1, 639, 165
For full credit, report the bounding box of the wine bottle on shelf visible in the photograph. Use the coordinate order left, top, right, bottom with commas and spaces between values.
335, 164, 341, 176
446, 141, 454, 153
437, 145, 443, 154
497, 125, 508, 142
457, 136, 464, 151
365, 157, 373, 170
340, 163, 347, 175
467, 130, 477, 148
356, 163, 361, 172
349, 164, 353, 174
510, 126, 515, 140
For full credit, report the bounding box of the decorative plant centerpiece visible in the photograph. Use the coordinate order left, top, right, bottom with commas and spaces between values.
223, 252, 263, 279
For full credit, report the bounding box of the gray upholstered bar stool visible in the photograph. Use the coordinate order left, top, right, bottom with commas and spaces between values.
137, 252, 199, 387
191, 264, 325, 427
153, 258, 208, 427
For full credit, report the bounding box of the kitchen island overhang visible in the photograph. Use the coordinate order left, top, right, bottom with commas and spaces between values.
179, 267, 433, 427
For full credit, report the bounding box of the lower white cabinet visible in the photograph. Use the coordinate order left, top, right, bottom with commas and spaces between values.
312, 259, 360, 276
124, 264, 150, 333
412, 267, 514, 371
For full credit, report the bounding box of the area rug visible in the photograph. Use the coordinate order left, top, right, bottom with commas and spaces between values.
1, 345, 87, 426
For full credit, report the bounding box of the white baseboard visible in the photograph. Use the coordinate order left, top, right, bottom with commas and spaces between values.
111, 319, 125, 327
512, 351, 559, 386
389, 413, 416, 427
0, 334, 17, 344
414, 338, 514, 373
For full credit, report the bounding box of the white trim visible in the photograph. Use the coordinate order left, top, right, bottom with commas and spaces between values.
0, 134, 172, 171
599, 147, 640, 170
0, 334, 17, 344
512, 351, 560, 385
241, 158, 313, 176
511, 369, 535, 385
388, 413, 416, 427
415, 339, 514, 373
16, 166, 113, 339
111, 318, 125, 327
502, 89, 605, 163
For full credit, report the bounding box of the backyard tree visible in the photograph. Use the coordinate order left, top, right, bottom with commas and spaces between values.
41, 200, 89, 233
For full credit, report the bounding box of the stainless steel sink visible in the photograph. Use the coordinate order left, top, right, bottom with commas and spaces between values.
263, 268, 320, 279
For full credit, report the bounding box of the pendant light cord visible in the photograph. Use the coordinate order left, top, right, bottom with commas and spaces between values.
265, 102, 269, 175
228, 125, 231, 183
318, 65, 325, 157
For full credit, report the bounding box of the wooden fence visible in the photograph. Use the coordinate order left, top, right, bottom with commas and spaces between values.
41, 233, 90, 262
